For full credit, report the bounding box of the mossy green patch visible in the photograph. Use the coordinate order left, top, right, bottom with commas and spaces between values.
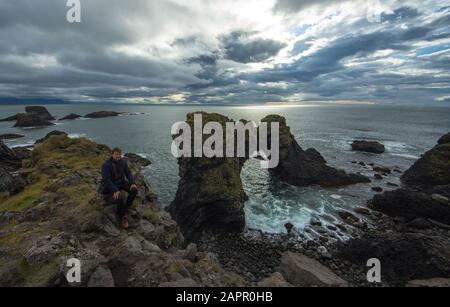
0, 178, 48, 212
142, 207, 162, 225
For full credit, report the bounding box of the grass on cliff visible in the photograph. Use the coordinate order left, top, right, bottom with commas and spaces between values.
0, 135, 109, 213
0, 178, 48, 212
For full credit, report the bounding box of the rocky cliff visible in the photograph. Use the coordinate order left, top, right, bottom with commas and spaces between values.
0, 134, 248, 287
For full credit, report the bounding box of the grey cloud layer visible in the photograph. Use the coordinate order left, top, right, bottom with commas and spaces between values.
0, 0, 449, 105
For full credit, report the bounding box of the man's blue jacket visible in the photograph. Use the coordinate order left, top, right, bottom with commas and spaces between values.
101, 157, 135, 193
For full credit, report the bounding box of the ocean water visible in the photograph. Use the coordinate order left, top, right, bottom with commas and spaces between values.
1, 104, 449, 233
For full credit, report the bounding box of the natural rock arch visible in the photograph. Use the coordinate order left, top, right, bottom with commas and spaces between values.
168, 112, 370, 242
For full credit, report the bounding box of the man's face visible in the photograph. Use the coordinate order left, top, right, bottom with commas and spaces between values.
112, 151, 121, 161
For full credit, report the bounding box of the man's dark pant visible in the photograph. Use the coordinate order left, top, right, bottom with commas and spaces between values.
108, 183, 138, 219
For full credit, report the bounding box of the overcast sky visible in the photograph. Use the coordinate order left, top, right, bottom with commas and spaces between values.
0, 0, 449, 105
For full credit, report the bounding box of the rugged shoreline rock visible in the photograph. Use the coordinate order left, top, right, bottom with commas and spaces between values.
84, 111, 121, 119
263, 115, 370, 187
372, 133, 450, 224
0, 134, 249, 287
337, 132, 450, 286
168, 112, 247, 243
401, 137, 450, 191
14, 113, 54, 128
60, 113, 82, 121
351, 140, 385, 154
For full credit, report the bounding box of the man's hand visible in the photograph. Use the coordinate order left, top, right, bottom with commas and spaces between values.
113, 191, 121, 200
130, 184, 138, 191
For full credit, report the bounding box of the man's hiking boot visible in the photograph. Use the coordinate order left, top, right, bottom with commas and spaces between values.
120, 217, 129, 230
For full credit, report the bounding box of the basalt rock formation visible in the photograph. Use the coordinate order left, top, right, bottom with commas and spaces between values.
372, 133, 450, 224
25, 106, 55, 121
14, 113, 54, 128
169, 113, 371, 243
168, 112, 247, 242
2, 106, 55, 126
262, 115, 370, 187
401, 134, 450, 191
0, 134, 248, 287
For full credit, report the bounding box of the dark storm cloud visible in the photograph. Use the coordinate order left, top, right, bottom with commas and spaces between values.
381, 7, 420, 22
273, 0, 344, 14
221, 31, 287, 63
0, 0, 449, 105
246, 18, 446, 84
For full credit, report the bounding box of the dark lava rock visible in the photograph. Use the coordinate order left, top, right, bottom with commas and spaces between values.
84, 111, 121, 118
438, 132, 450, 145
0, 134, 24, 140
372, 188, 450, 224
168, 112, 247, 242
60, 113, 82, 121
35, 131, 68, 144
402, 136, 450, 190
25, 106, 55, 121
0, 140, 22, 171
0, 167, 26, 197
0, 141, 27, 197
14, 113, 54, 128
336, 233, 450, 285
351, 141, 385, 154
12, 147, 31, 160
124, 153, 151, 168
263, 115, 370, 187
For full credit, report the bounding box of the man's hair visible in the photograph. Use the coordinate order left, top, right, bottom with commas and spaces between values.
112, 147, 122, 154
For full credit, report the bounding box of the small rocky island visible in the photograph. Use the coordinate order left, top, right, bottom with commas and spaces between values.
351, 140, 385, 154
0, 106, 55, 128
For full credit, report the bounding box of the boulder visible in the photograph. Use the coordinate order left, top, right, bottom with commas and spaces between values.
14, 113, 54, 128
0, 167, 26, 197
263, 115, 370, 187
60, 113, 82, 121
279, 252, 348, 287
257, 272, 293, 287
84, 111, 121, 118
372, 189, 450, 224
351, 141, 385, 154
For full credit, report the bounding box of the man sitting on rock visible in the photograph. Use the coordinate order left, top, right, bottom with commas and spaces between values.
101, 147, 138, 229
